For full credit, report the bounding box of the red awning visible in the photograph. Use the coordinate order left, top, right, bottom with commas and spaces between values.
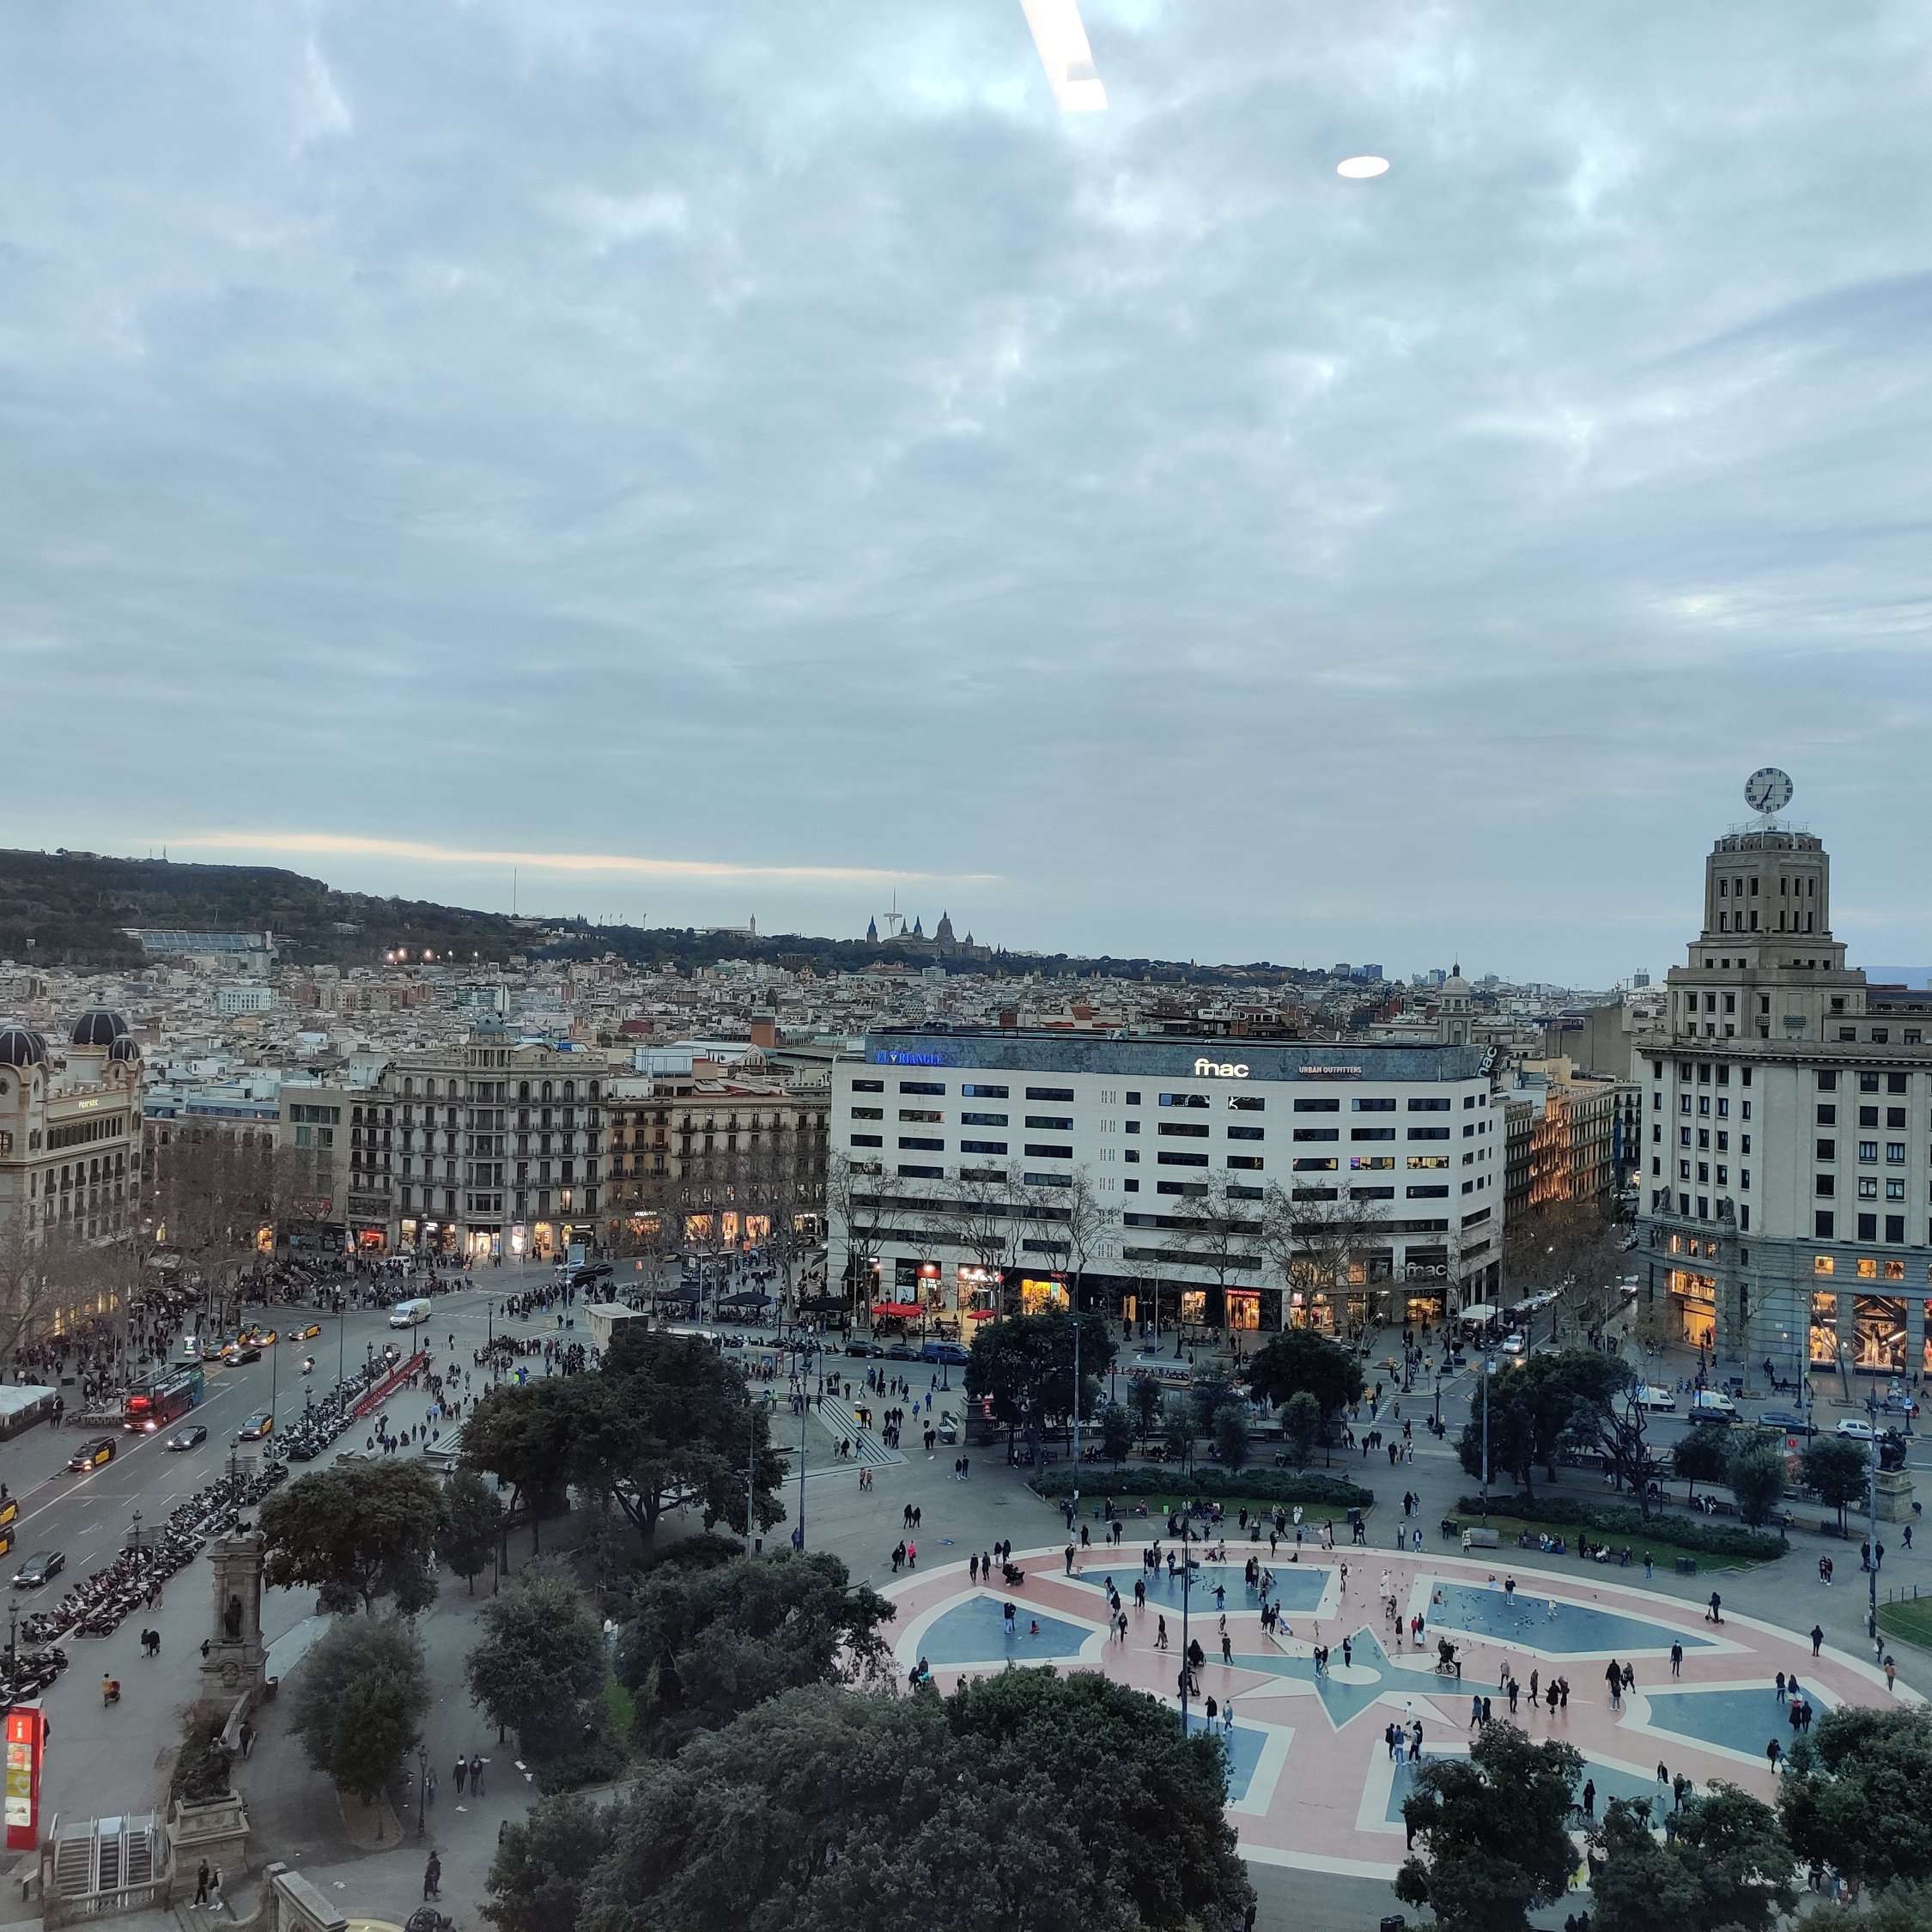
966, 1308, 999, 1321
870, 1301, 922, 1319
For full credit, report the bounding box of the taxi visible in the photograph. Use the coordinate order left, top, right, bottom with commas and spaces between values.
243, 1327, 278, 1347
68, 1437, 117, 1473
236, 1412, 275, 1441
288, 1322, 323, 1343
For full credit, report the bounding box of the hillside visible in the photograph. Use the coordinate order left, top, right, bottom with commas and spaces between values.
0, 847, 1292, 986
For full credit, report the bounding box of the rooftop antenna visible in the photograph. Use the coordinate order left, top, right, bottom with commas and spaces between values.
877, 890, 908, 938
512, 866, 518, 916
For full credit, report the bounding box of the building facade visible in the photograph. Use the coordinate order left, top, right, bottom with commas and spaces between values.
1636, 813, 1932, 1378
0, 1010, 147, 1331
830, 1030, 1504, 1335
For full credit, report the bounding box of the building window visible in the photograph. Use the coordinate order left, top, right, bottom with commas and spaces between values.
900, 1081, 947, 1096
1815, 1211, 1835, 1239
1025, 1087, 1075, 1103
963, 1084, 1009, 1098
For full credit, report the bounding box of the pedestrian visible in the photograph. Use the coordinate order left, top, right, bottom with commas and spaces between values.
1707, 1590, 1723, 1625
423, 1854, 442, 1900
1886, 1655, 1898, 1692
1581, 1778, 1595, 1820
194, 1862, 210, 1907
239, 1721, 255, 1759
471, 1755, 487, 1796
1670, 1641, 1683, 1678
1766, 1738, 1782, 1776
1810, 1623, 1824, 1658
453, 1753, 468, 1795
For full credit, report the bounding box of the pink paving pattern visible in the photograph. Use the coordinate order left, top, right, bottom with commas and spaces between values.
881, 1541, 1910, 1878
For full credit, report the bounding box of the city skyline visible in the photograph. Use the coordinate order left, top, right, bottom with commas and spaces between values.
3, 4, 1929, 976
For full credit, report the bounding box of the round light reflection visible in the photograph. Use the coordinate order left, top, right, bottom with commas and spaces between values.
1337, 155, 1390, 179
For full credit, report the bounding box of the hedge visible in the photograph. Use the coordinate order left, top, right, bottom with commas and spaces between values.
1454, 1494, 1783, 1562
1034, 1467, 1375, 1511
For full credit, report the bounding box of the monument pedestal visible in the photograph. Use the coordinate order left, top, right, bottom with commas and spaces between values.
197, 1534, 269, 1709
1874, 1467, 1916, 1524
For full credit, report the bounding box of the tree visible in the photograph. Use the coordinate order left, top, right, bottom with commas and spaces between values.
1171, 1172, 1262, 1346
484, 1795, 617, 1932
1259, 1185, 1388, 1340
0, 1217, 113, 1373
467, 1565, 609, 1759
150, 1125, 299, 1321
260, 1461, 447, 1615
443, 1468, 507, 1594
963, 1310, 1115, 1462
1161, 1392, 1195, 1472
1505, 1198, 1624, 1348
463, 1376, 583, 1533
1673, 1424, 1730, 1504
1779, 1707, 1932, 1890
1592, 1787, 1794, 1932
616, 1550, 895, 1756
1798, 1435, 1868, 1534
290, 1616, 429, 1805
1724, 1434, 1786, 1528
579, 1674, 1253, 1932
1246, 1327, 1364, 1421
1281, 1390, 1321, 1471
1456, 1370, 1539, 1499
1859, 1880, 1932, 1932
824, 1151, 910, 1326
1212, 1401, 1250, 1470
921, 1165, 1043, 1320
1098, 1401, 1134, 1464
566, 1327, 787, 1542
1128, 1375, 1164, 1443
1396, 1723, 1583, 1931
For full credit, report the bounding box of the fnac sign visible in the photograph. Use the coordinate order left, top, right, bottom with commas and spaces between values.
1192, 1058, 1249, 1078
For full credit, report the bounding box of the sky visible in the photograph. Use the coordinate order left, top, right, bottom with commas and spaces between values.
3, 2, 1929, 985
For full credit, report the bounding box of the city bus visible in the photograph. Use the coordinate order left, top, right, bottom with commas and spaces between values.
123, 1364, 207, 1433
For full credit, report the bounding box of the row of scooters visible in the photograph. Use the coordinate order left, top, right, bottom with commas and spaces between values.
16, 1461, 290, 1650
276, 1350, 400, 1461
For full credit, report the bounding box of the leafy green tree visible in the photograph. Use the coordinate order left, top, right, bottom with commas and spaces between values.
1396, 1722, 1582, 1931
1673, 1424, 1730, 1503
1780, 1706, 1932, 1889
1128, 1376, 1163, 1443
259, 1461, 447, 1614
578, 1673, 1252, 1932
1246, 1327, 1363, 1419
1281, 1389, 1321, 1471
1798, 1435, 1869, 1533
483, 1795, 617, 1932
615, 1551, 896, 1756
964, 1311, 1115, 1461
443, 1467, 507, 1594
1191, 1368, 1236, 1441
463, 1376, 581, 1528
1212, 1401, 1250, 1470
1724, 1435, 1786, 1528
1456, 1370, 1540, 1498
1161, 1392, 1194, 1472
1860, 1880, 1932, 1932
467, 1565, 609, 1759
1592, 1786, 1794, 1932
290, 1616, 428, 1804
569, 1327, 787, 1542
1098, 1401, 1134, 1464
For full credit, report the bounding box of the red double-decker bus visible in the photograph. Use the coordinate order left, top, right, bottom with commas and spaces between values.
123, 1364, 205, 1433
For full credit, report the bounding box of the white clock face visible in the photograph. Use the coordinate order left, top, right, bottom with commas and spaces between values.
1745, 767, 1793, 814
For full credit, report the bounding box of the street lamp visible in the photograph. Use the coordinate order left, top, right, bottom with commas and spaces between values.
1177, 1523, 1195, 1735
416, 1742, 429, 1838
130, 1509, 143, 1560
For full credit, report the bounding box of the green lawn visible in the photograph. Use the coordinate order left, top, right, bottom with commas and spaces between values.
604, 1666, 636, 1741
1455, 1508, 1783, 1574
1878, 1596, 1932, 1652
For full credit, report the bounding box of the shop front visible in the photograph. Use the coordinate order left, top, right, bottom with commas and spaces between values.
1668, 1267, 1716, 1347
1018, 1273, 1068, 1315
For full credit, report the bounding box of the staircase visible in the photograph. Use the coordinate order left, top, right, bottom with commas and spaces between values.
810, 1394, 905, 1468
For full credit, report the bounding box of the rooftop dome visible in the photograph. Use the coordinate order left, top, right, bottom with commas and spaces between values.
106, 1035, 143, 1063
70, 1009, 130, 1047
0, 1027, 49, 1069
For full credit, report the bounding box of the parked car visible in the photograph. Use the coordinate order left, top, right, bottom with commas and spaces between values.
167, 1424, 210, 1451
883, 1343, 916, 1360
11, 1551, 64, 1589
1837, 1419, 1876, 1442
69, 1437, 116, 1472
1757, 1408, 1817, 1437
844, 1339, 878, 1357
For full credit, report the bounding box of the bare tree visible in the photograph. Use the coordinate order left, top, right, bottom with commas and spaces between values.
151, 1125, 297, 1326
1260, 1183, 1390, 1344
741, 1121, 824, 1318
0, 1214, 110, 1368
1051, 1166, 1110, 1316
1165, 1172, 1262, 1350
825, 1151, 914, 1326
921, 1165, 1043, 1319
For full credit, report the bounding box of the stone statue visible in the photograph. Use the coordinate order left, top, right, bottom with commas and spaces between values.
224, 1593, 244, 1642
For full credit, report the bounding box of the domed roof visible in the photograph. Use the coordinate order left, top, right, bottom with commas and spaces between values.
70, 1009, 130, 1047
0, 1027, 49, 1069
106, 1035, 143, 1063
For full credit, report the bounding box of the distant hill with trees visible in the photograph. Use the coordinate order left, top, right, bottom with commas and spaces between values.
0, 845, 1304, 987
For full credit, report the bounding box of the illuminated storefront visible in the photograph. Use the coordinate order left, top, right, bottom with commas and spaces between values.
1224, 1288, 1261, 1331
1810, 1290, 1837, 1365
1018, 1274, 1068, 1315
1668, 1267, 1716, 1346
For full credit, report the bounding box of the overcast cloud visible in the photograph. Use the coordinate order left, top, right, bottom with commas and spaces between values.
3, 2, 1929, 981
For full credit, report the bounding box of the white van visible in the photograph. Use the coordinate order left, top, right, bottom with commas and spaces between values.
388, 1297, 433, 1329
1635, 1384, 1678, 1412
1689, 1388, 1739, 1422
